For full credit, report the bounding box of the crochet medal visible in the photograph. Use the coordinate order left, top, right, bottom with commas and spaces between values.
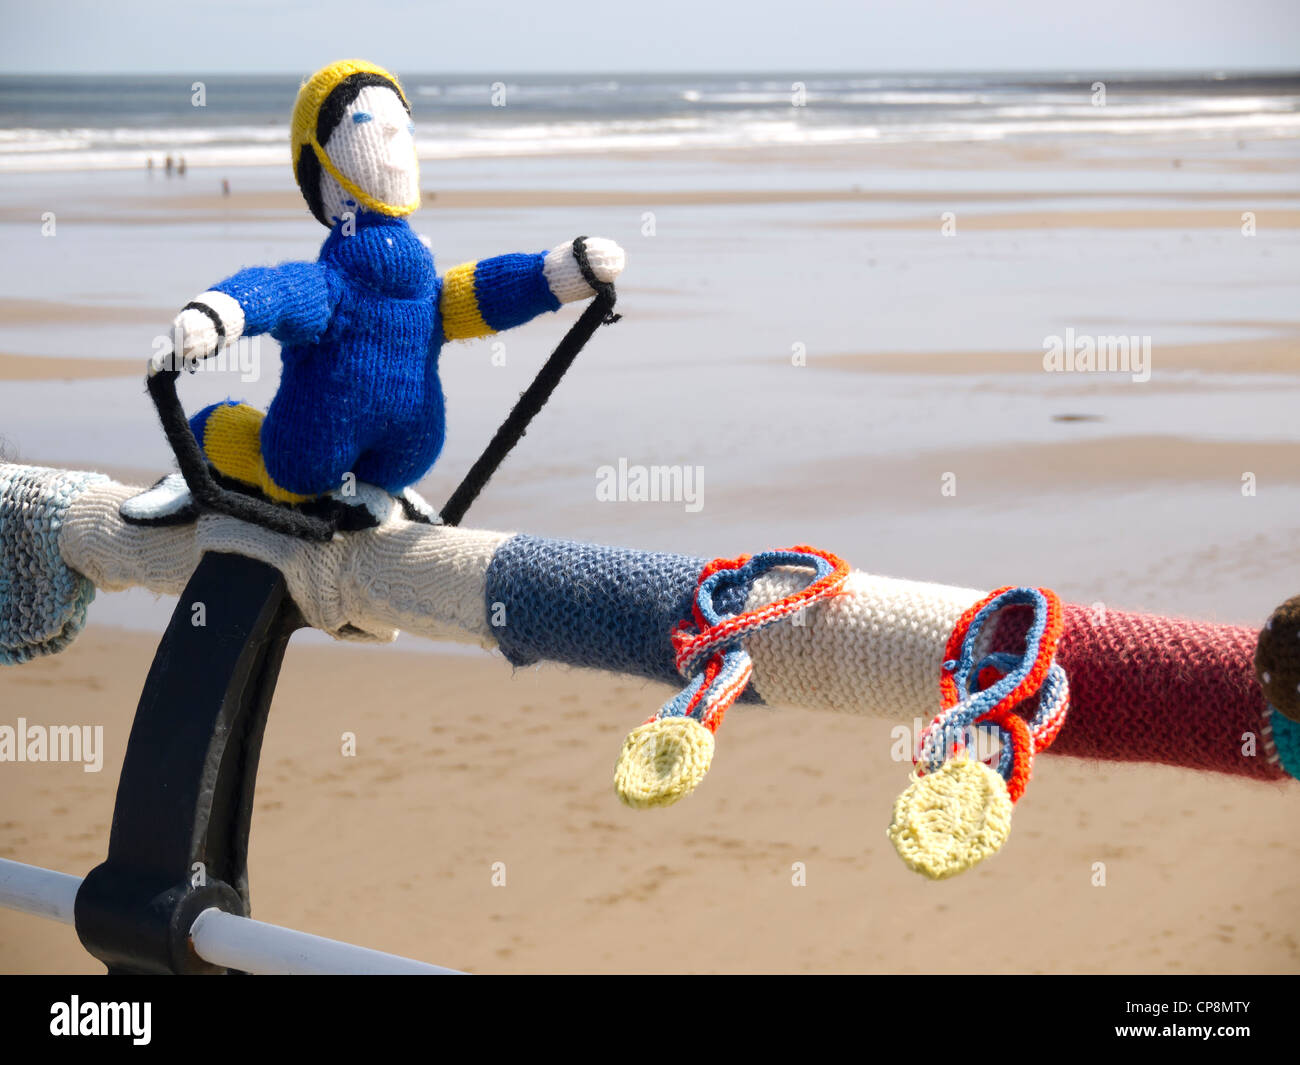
887, 586, 1069, 879
615, 546, 849, 808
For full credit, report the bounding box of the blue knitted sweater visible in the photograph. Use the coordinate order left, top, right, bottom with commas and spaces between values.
209, 212, 559, 496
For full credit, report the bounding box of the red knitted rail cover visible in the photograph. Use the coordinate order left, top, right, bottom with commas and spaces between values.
991, 602, 1281, 781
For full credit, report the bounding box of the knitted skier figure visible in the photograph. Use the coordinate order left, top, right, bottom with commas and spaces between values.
124, 59, 625, 530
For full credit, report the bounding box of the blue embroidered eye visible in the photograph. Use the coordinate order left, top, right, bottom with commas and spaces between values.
352, 111, 373, 125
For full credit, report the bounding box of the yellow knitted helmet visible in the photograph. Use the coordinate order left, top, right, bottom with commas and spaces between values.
290, 59, 420, 226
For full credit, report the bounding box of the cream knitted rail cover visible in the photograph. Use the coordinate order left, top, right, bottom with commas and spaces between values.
0, 463, 1283, 784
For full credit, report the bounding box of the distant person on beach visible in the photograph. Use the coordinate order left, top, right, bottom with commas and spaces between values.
221, 178, 231, 197
178, 156, 187, 177
146, 157, 154, 175
164, 154, 174, 177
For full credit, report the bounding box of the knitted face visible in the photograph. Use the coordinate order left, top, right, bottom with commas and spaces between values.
318, 85, 420, 224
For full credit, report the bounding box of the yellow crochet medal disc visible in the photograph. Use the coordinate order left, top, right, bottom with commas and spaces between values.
887, 757, 1013, 880
614, 717, 715, 809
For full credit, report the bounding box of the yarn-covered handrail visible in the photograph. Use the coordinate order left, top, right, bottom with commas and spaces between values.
0, 463, 1285, 784
0, 461, 1290, 967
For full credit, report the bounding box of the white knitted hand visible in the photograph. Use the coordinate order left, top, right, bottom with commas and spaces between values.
543, 237, 625, 303
175, 307, 220, 360
147, 308, 216, 376
148, 291, 246, 375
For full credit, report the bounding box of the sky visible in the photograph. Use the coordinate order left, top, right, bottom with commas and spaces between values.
1, 0, 1297, 74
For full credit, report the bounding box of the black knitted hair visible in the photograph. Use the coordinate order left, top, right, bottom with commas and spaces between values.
295, 71, 412, 227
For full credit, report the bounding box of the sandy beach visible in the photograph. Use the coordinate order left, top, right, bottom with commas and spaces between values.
1, 107, 1298, 974
3, 626, 1297, 975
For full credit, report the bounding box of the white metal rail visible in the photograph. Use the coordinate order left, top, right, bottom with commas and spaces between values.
0, 858, 463, 975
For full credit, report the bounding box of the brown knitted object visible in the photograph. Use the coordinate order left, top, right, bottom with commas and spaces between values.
1255, 596, 1300, 723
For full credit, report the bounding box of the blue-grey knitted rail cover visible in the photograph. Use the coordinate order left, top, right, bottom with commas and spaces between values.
0, 465, 105, 665
484, 533, 758, 698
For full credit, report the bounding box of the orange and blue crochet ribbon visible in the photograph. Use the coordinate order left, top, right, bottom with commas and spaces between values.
613, 545, 849, 808
664, 546, 849, 731
889, 585, 1069, 879
918, 585, 1069, 801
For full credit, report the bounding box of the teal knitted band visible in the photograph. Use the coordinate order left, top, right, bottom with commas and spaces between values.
0, 464, 107, 665
1271, 707, 1300, 781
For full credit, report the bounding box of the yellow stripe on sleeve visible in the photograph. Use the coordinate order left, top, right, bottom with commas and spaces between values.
439, 261, 495, 341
